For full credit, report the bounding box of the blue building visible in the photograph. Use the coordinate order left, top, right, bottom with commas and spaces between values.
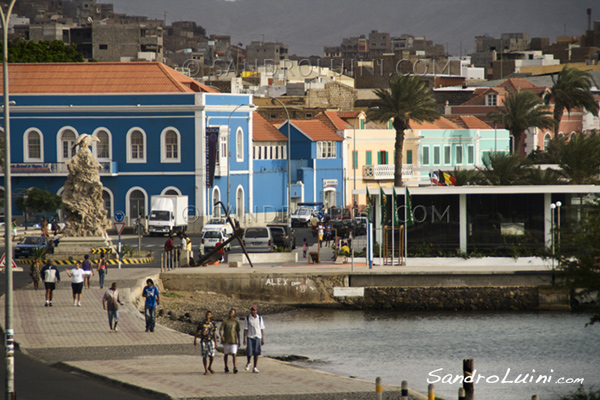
0, 62, 274, 229
278, 120, 344, 210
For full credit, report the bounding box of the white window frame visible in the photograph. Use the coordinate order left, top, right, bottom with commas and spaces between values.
125, 186, 148, 220
486, 94, 497, 106
317, 141, 337, 159
236, 185, 244, 221
102, 188, 114, 218
443, 145, 451, 165
236, 127, 244, 162
543, 133, 552, 150
160, 127, 181, 163
92, 127, 112, 161
126, 127, 147, 163
56, 126, 79, 163
422, 146, 430, 165
467, 145, 474, 164
433, 146, 441, 165
23, 128, 44, 162
455, 145, 463, 165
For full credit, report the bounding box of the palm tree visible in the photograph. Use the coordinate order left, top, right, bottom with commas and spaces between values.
543, 66, 599, 135
488, 91, 555, 156
477, 152, 531, 185
558, 133, 600, 184
368, 75, 439, 186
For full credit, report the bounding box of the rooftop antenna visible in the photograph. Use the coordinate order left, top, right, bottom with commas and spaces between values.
587, 8, 592, 31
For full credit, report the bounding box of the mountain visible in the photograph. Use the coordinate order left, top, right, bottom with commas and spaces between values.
100, 0, 597, 57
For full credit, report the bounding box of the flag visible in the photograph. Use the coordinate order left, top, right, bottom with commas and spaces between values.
365, 186, 372, 222
405, 187, 414, 227
439, 169, 457, 186
366, 186, 372, 205
380, 186, 388, 226
392, 186, 400, 226
430, 170, 442, 186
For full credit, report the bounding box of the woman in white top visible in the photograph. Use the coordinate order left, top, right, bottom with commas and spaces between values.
65, 262, 91, 306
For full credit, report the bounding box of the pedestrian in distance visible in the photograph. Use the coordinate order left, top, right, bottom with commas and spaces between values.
11, 218, 18, 241
317, 223, 324, 248
64, 262, 91, 306
194, 310, 217, 375
102, 282, 124, 332
219, 308, 240, 374
243, 305, 265, 373
51, 216, 60, 236
81, 254, 94, 289
302, 238, 308, 258
40, 262, 60, 307
29, 258, 42, 290
97, 254, 108, 289
164, 235, 174, 268
142, 278, 160, 332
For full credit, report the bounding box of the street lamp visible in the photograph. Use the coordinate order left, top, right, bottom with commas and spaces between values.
270, 97, 291, 227
550, 202, 556, 278
226, 103, 255, 214
1, 2, 18, 398
556, 201, 562, 248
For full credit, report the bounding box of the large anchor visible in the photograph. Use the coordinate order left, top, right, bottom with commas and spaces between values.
195, 201, 254, 268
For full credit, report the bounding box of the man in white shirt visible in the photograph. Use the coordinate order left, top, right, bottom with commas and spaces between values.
243, 305, 265, 373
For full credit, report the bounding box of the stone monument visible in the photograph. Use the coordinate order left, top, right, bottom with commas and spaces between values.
55, 134, 113, 255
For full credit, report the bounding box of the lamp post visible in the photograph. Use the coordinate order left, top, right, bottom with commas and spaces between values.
270, 97, 291, 227
1, 2, 18, 398
226, 103, 254, 214
556, 201, 562, 249
550, 202, 556, 276
352, 119, 357, 219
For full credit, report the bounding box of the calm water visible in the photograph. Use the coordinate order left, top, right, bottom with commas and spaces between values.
262, 309, 599, 400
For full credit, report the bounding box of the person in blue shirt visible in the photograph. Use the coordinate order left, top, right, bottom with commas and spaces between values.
142, 278, 160, 332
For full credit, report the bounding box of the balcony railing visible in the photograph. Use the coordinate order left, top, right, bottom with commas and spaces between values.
2, 162, 117, 175
362, 164, 414, 180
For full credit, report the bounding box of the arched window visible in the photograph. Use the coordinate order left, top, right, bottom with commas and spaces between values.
543, 133, 552, 150
128, 189, 146, 220
94, 129, 111, 160
236, 186, 244, 221
24, 129, 43, 162
212, 187, 221, 217
165, 189, 179, 195
127, 128, 146, 163
58, 128, 78, 162
236, 127, 244, 162
161, 128, 180, 163
102, 189, 113, 218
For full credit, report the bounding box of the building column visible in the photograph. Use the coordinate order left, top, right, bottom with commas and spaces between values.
459, 193, 467, 253
544, 192, 552, 248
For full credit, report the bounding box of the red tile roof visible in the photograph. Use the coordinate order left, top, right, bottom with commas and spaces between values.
0, 62, 219, 94
253, 112, 288, 142
315, 111, 352, 132
289, 120, 343, 141
444, 115, 492, 129
461, 78, 544, 106
410, 117, 460, 130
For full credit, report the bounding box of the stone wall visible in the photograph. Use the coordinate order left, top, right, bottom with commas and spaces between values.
338, 287, 540, 311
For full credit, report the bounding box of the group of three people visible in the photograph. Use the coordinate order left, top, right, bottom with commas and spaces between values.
193, 306, 265, 375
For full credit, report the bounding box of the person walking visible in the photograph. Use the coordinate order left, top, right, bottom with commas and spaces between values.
97, 254, 108, 289
317, 223, 324, 248
164, 235, 174, 268
41, 217, 49, 238
102, 282, 124, 332
29, 258, 42, 290
302, 238, 308, 259
51, 216, 60, 236
219, 308, 240, 374
64, 262, 91, 306
81, 254, 94, 289
142, 278, 160, 332
12, 218, 18, 241
40, 262, 60, 307
194, 310, 217, 375
243, 305, 265, 373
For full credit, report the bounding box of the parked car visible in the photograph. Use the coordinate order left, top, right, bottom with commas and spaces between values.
242, 227, 273, 253
14, 236, 53, 259
290, 208, 315, 227
267, 224, 296, 250
202, 217, 235, 236
201, 229, 231, 252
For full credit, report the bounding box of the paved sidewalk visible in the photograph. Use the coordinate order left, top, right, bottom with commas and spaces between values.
1, 263, 428, 399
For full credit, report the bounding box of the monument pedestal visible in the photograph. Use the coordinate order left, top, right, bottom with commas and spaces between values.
50, 236, 115, 259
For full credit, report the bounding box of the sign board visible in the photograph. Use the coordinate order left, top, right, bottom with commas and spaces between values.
114, 211, 125, 223
323, 179, 338, 188
113, 222, 126, 235
0, 254, 19, 270
333, 287, 364, 297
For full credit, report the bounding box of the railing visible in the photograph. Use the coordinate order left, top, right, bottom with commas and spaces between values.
2, 162, 117, 175
362, 164, 414, 180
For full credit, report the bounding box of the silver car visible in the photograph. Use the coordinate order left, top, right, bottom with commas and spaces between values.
242, 227, 273, 253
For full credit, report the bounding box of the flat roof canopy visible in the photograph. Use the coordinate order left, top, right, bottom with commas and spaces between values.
355, 185, 600, 196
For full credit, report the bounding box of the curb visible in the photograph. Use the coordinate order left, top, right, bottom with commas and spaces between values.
15, 257, 155, 265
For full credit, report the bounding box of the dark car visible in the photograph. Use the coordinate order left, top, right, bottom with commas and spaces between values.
331, 220, 355, 239
14, 236, 53, 259
267, 224, 296, 250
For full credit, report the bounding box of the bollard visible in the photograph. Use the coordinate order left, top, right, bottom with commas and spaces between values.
458, 387, 466, 400
375, 377, 382, 400
463, 358, 474, 400
401, 380, 409, 400
160, 253, 164, 272
532, 396, 539, 400
428, 384, 435, 400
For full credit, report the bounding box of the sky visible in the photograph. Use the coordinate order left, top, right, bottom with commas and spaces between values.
99, 0, 599, 57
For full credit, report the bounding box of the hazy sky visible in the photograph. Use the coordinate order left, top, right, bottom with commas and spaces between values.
100, 0, 599, 57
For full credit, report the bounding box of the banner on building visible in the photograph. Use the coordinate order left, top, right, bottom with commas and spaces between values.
206, 127, 219, 188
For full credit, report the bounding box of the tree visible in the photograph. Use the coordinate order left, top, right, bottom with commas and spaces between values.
488, 91, 555, 156
4, 39, 84, 63
15, 188, 62, 214
477, 152, 531, 185
557, 200, 600, 325
543, 65, 599, 135
368, 75, 439, 186
557, 133, 600, 184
